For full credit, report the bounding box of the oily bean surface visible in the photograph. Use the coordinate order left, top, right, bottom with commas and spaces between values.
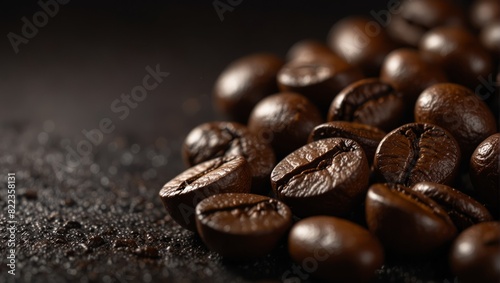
366, 183, 457, 255
308, 121, 386, 164
213, 53, 283, 122
248, 92, 323, 158
288, 216, 384, 283
159, 156, 252, 231
195, 193, 291, 259
450, 222, 500, 283
411, 182, 493, 231
271, 138, 369, 217
374, 123, 461, 186
470, 133, 500, 214
328, 78, 405, 132
415, 83, 497, 158
182, 121, 275, 194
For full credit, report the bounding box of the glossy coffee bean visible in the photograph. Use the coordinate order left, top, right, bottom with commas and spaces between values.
159, 156, 251, 231
380, 48, 447, 103
411, 182, 493, 231
415, 83, 497, 158
278, 56, 364, 112
419, 27, 493, 89
271, 138, 369, 217
328, 78, 405, 132
327, 17, 396, 76
387, 0, 466, 47
374, 123, 461, 186
288, 216, 384, 283
213, 53, 284, 122
248, 92, 323, 158
195, 193, 291, 259
308, 121, 386, 164
481, 21, 500, 59
470, 133, 500, 214
182, 122, 275, 194
450, 221, 500, 283
366, 183, 457, 255
471, 0, 500, 29
286, 39, 337, 63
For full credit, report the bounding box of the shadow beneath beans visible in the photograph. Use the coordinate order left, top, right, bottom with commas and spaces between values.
219, 240, 297, 282
375, 249, 455, 283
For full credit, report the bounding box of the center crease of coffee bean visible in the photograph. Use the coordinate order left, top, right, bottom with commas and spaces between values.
278, 142, 354, 189
399, 127, 425, 186
177, 159, 226, 191
393, 186, 449, 220
340, 84, 394, 121
199, 200, 282, 219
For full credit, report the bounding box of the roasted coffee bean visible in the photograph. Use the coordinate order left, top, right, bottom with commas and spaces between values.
450, 221, 500, 283
328, 78, 405, 132
182, 122, 275, 194
386, 0, 466, 47
159, 156, 252, 231
470, 133, 500, 215
278, 55, 364, 112
308, 121, 386, 164
366, 183, 457, 255
471, 0, 500, 29
195, 193, 291, 259
419, 27, 493, 89
411, 182, 493, 231
271, 138, 369, 217
374, 123, 461, 186
327, 17, 396, 76
248, 92, 323, 158
288, 216, 383, 283
213, 53, 284, 122
380, 48, 447, 104
415, 83, 497, 159
286, 39, 337, 63
480, 21, 500, 59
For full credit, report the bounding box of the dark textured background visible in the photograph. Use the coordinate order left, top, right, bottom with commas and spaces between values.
0, 1, 472, 282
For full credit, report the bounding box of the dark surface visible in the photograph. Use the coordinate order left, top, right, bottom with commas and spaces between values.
0, 0, 475, 282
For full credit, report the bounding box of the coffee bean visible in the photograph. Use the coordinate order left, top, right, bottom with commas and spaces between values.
419, 27, 493, 89
374, 123, 461, 186
380, 48, 447, 104
470, 133, 500, 215
213, 53, 284, 122
182, 122, 275, 194
411, 182, 493, 231
248, 92, 323, 158
286, 39, 337, 63
288, 216, 383, 283
366, 183, 457, 255
471, 0, 500, 29
450, 221, 500, 283
271, 138, 369, 217
195, 193, 291, 259
159, 156, 252, 231
328, 78, 405, 132
415, 83, 497, 159
386, 0, 466, 47
327, 17, 396, 76
480, 21, 500, 59
308, 121, 386, 164
277, 54, 364, 112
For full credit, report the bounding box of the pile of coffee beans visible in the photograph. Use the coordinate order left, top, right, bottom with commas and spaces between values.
160, 0, 500, 282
